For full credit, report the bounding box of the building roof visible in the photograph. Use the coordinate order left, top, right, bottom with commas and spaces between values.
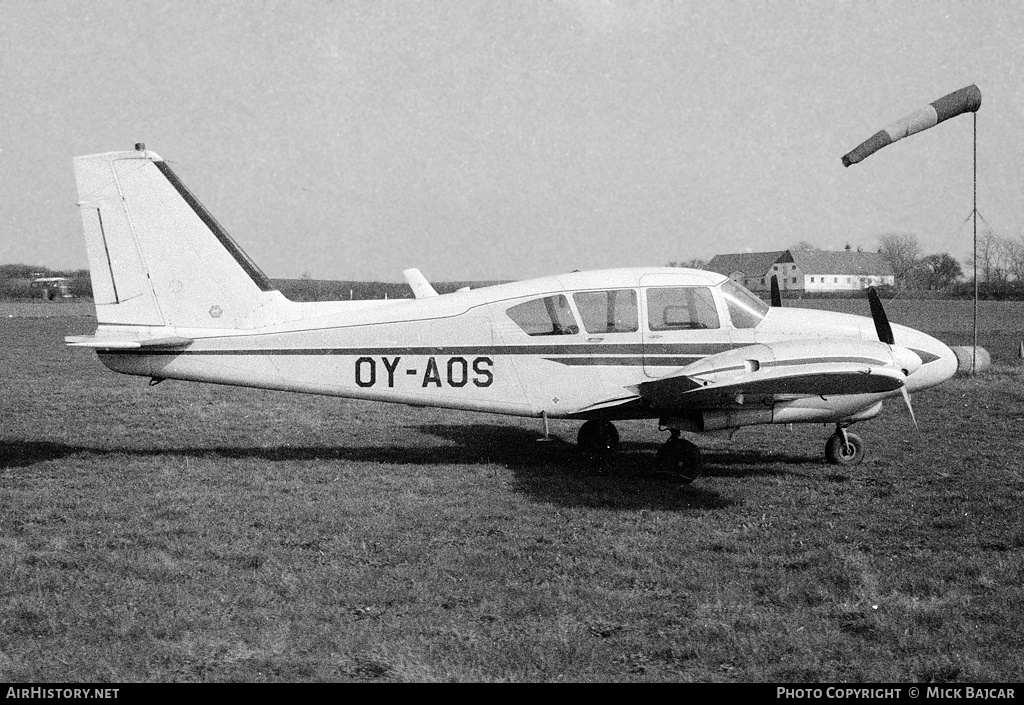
707, 249, 893, 277
706, 251, 790, 277
790, 250, 893, 276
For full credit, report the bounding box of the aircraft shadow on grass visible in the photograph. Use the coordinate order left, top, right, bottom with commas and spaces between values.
2, 424, 826, 511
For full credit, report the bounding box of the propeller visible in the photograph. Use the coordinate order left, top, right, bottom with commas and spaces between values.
867, 287, 919, 428
770, 275, 782, 307
900, 387, 919, 430
866, 286, 894, 345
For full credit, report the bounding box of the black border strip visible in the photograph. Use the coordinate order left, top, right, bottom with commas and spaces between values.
154, 160, 275, 292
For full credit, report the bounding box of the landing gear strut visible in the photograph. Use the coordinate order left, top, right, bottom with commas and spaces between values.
577, 419, 620, 455
656, 429, 703, 484
825, 426, 865, 466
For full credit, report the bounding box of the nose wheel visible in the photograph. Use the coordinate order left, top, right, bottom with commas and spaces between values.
656, 430, 703, 484
825, 427, 865, 466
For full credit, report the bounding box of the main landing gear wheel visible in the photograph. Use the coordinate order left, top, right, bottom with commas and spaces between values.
825, 430, 865, 466
656, 432, 703, 484
577, 420, 620, 456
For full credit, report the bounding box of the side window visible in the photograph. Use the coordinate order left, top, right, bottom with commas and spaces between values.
572, 290, 638, 334
646, 287, 720, 331
721, 280, 768, 329
506, 295, 579, 336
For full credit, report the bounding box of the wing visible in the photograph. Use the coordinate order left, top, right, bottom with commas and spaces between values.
574, 338, 908, 417
637, 361, 905, 411
638, 339, 907, 411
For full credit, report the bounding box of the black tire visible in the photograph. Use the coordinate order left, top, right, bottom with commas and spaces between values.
656, 438, 702, 483
577, 420, 620, 455
825, 431, 865, 466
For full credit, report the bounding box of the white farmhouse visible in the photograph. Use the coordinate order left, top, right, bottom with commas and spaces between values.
706, 250, 894, 293
792, 250, 894, 292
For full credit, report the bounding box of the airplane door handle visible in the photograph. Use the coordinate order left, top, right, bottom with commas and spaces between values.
587, 337, 605, 342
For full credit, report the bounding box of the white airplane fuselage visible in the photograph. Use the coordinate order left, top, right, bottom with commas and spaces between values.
92, 267, 956, 428
66, 147, 958, 473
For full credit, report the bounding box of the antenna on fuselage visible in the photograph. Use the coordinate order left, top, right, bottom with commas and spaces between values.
403, 268, 438, 299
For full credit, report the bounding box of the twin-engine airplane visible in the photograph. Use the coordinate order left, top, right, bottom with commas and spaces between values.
66, 146, 958, 481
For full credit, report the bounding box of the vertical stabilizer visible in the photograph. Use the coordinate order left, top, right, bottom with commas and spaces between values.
73, 147, 281, 329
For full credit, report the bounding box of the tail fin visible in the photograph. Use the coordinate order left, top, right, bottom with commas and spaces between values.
74, 146, 283, 329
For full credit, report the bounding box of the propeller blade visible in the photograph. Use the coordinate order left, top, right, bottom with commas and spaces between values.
867, 286, 895, 345
770, 275, 782, 307
900, 387, 919, 431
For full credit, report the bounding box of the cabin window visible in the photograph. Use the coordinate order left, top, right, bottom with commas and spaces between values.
646, 287, 720, 331
506, 295, 579, 336
573, 290, 638, 334
720, 279, 768, 329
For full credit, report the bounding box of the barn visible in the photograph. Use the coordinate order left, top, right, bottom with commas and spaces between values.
704, 250, 793, 293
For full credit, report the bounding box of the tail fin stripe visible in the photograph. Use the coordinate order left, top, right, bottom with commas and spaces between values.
153, 161, 275, 292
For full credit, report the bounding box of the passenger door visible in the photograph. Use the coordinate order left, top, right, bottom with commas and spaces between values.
640, 276, 732, 378
569, 288, 643, 397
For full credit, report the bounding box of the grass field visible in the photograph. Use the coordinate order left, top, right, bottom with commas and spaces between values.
2, 305, 1024, 682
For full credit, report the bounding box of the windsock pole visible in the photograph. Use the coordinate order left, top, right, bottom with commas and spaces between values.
973, 112, 978, 375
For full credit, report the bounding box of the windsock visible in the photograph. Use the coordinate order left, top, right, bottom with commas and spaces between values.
842, 84, 981, 167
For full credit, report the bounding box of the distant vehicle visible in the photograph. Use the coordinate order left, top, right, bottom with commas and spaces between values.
66, 146, 957, 482
31, 277, 72, 299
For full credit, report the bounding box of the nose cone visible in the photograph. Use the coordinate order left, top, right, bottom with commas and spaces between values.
893, 325, 958, 392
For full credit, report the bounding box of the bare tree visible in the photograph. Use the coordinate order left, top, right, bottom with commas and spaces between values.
1005, 236, 1024, 282
667, 258, 708, 270
877, 233, 921, 287
788, 240, 819, 253
967, 231, 1019, 284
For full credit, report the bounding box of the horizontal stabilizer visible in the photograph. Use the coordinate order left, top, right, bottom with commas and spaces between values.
65, 335, 193, 350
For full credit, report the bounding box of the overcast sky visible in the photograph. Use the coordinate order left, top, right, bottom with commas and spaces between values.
2, 0, 1022, 281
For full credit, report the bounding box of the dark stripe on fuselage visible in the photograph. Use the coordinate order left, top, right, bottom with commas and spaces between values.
102, 342, 737, 357
545, 356, 699, 366
98, 342, 895, 379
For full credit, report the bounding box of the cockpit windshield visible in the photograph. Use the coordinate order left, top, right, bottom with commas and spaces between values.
720, 279, 769, 329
